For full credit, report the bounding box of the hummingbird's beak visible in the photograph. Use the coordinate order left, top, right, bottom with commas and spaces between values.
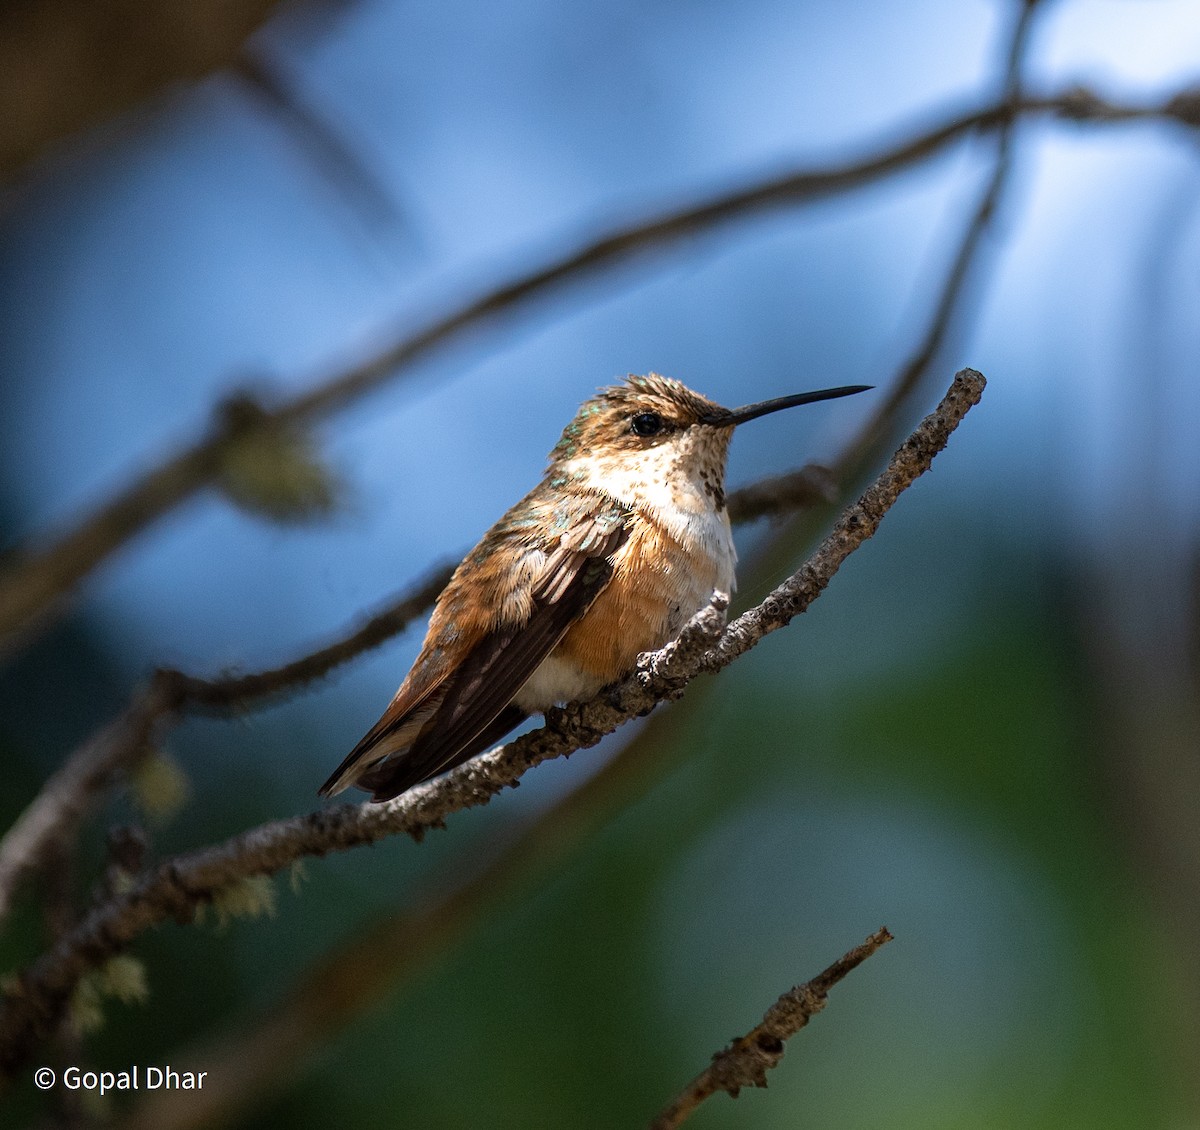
701, 384, 873, 427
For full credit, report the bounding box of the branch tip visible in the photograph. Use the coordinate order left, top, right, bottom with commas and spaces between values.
650, 927, 895, 1129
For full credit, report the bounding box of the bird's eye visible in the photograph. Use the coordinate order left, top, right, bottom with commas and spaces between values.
630, 411, 664, 437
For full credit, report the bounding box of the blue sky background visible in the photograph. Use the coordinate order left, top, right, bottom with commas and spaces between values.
2, 1, 1199, 1126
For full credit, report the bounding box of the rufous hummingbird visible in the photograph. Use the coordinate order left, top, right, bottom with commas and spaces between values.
320, 373, 870, 802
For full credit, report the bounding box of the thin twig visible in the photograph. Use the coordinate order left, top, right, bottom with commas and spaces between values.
839, 0, 1038, 473
0, 368, 985, 1078
234, 46, 402, 228
650, 928, 895, 1130
163, 561, 455, 711
703, 370, 985, 668
0, 85, 1192, 653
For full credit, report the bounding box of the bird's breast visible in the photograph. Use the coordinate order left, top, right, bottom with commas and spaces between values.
516, 508, 734, 710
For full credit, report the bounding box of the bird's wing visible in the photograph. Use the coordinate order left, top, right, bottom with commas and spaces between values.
317, 667, 448, 799
320, 492, 630, 801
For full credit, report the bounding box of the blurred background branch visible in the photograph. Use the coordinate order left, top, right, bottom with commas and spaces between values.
0, 0, 286, 185
231, 44, 402, 229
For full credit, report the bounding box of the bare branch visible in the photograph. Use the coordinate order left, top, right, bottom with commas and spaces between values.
0, 368, 986, 1077
163, 561, 456, 711
1, 84, 1192, 654
650, 928, 895, 1130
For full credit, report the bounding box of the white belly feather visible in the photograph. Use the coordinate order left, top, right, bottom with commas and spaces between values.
518, 437, 738, 710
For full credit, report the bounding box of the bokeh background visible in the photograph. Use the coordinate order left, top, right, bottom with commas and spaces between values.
2, 0, 1199, 1126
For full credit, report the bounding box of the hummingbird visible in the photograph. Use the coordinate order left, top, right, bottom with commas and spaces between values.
320, 373, 870, 802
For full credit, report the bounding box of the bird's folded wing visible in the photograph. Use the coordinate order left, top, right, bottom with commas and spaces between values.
371, 505, 629, 792
323, 495, 631, 799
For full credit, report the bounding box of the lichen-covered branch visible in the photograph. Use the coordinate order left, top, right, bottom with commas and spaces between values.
0, 368, 985, 1078
119, 694, 706, 1130
650, 928, 895, 1130
0, 566, 455, 929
